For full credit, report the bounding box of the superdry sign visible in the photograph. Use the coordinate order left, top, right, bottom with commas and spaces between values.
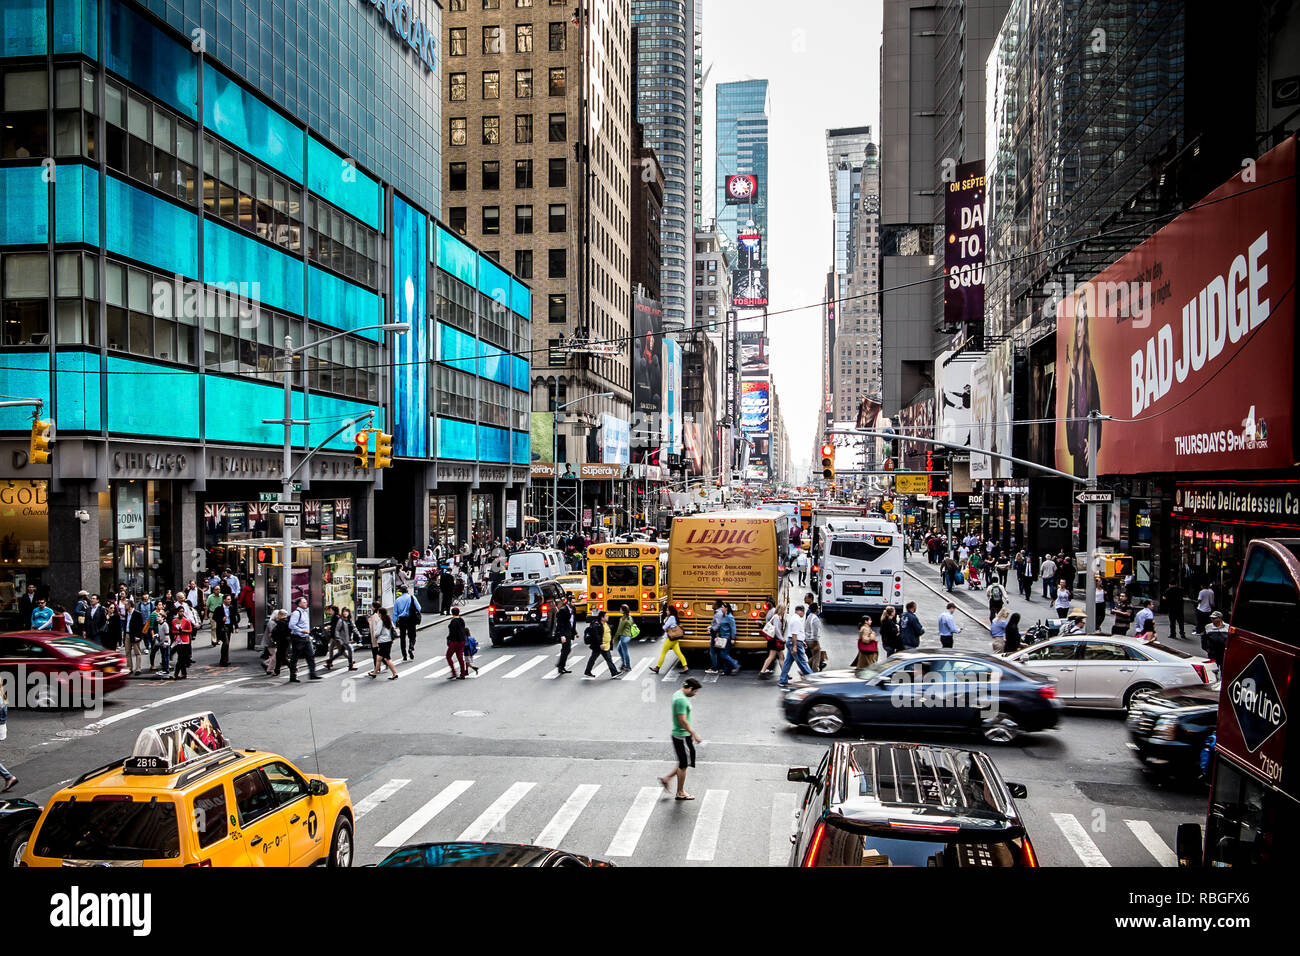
1216, 635, 1295, 799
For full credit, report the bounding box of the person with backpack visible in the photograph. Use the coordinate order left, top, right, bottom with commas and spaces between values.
614, 604, 637, 673
393, 586, 420, 662
582, 610, 621, 679
554, 593, 578, 675
898, 601, 924, 651
271, 608, 292, 677
941, 553, 958, 592
445, 606, 470, 679
324, 606, 359, 671
986, 578, 1006, 621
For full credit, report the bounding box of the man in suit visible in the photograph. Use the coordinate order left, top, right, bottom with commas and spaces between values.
87, 594, 109, 647
439, 567, 457, 615
16, 583, 39, 629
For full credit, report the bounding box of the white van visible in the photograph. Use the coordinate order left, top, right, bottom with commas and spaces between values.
506, 549, 567, 582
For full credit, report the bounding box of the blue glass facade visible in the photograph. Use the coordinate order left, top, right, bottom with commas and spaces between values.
715, 79, 769, 246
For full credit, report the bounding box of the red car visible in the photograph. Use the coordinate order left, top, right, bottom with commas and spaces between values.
0, 632, 129, 708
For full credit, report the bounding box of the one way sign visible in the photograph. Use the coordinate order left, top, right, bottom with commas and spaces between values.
1075, 490, 1114, 505
270, 502, 303, 514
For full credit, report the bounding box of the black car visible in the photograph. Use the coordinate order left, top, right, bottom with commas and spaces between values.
786, 741, 1038, 867
488, 582, 565, 646
375, 841, 610, 867
780, 648, 1062, 743
0, 797, 41, 867
1126, 680, 1219, 780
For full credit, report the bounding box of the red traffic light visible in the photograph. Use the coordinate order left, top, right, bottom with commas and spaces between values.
820, 443, 834, 458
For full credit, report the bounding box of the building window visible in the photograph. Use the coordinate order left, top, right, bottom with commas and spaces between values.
449, 72, 467, 101
450, 28, 467, 55
483, 25, 503, 54
548, 157, 566, 187
515, 24, 533, 52
548, 67, 565, 96
548, 113, 566, 142
515, 113, 533, 143
482, 160, 500, 189
449, 207, 467, 235
548, 203, 566, 232
482, 206, 500, 235
516, 0, 532, 6
483, 0, 499, 8
448, 162, 467, 191
548, 293, 566, 323
482, 70, 500, 99
449, 0, 465, 9
515, 249, 533, 278
515, 159, 533, 188
482, 115, 500, 144
548, 248, 566, 278
515, 205, 533, 233
549, 22, 566, 51
450, 117, 467, 146
515, 69, 533, 98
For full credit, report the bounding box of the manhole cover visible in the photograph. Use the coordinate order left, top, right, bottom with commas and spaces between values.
56, 729, 99, 738
452, 710, 487, 718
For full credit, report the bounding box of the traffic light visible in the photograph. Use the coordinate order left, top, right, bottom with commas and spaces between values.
353, 429, 371, 469
373, 431, 394, 469
29, 418, 52, 464
820, 442, 835, 481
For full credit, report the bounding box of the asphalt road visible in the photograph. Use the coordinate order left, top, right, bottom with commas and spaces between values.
2, 563, 1206, 867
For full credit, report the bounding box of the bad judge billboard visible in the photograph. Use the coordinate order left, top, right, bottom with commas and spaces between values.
1055, 137, 1296, 477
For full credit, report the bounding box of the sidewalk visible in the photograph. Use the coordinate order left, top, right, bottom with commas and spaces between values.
905, 562, 1064, 634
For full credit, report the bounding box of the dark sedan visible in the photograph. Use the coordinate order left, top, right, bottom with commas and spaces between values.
1126, 681, 1219, 780
1, 797, 41, 867
780, 649, 1062, 743
0, 632, 129, 707
374, 841, 611, 868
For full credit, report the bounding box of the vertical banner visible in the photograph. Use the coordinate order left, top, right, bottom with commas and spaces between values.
937, 350, 974, 448
632, 295, 664, 419
970, 339, 1013, 478
392, 195, 428, 456
943, 160, 986, 346
662, 338, 682, 455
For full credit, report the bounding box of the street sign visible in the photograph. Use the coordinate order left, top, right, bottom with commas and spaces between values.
1075, 490, 1114, 505
282, 514, 300, 527
258, 493, 279, 503
270, 502, 303, 514
894, 474, 929, 495
292, 482, 303, 493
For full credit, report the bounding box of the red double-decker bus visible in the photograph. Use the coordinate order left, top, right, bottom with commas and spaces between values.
1178, 538, 1300, 866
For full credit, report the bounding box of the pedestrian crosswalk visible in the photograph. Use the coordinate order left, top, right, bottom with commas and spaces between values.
350, 773, 1182, 867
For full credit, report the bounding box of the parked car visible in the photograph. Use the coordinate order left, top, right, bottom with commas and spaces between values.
488, 582, 565, 646
0, 632, 128, 707
1005, 636, 1217, 710
0, 797, 42, 867
1126, 680, 1219, 781
374, 841, 611, 867
786, 741, 1038, 866
779, 649, 1061, 743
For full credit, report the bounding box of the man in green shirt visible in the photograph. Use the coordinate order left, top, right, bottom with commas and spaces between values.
659, 678, 703, 800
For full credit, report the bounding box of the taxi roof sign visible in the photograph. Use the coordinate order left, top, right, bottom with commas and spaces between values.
124, 712, 229, 774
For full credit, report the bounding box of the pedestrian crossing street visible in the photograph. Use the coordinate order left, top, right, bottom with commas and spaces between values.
343, 758, 1185, 867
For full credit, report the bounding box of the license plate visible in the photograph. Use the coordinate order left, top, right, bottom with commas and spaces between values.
509, 613, 525, 620
842, 581, 884, 597
102, 666, 117, 674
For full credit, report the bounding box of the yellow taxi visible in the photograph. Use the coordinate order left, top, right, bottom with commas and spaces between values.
22, 712, 354, 867
554, 572, 589, 617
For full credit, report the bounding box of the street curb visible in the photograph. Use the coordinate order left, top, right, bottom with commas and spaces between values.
904, 566, 992, 633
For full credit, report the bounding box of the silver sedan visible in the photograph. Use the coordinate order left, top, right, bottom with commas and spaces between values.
1004, 636, 1218, 710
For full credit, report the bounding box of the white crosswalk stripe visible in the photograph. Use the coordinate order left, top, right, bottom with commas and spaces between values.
376, 780, 474, 848
458, 781, 537, 841
535, 784, 601, 848
660, 658, 680, 681
502, 654, 548, 679
353, 779, 411, 820
468, 654, 515, 676
625, 656, 654, 682
686, 789, 728, 862
768, 792, 798, 867
1051, 812, 1111, 867
1125, 819, 1177, 867
605, 787, 662, 858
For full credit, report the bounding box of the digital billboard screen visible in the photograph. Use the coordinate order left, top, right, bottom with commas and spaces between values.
741, 378, 770, 435
732, 269, 768, 308
943, 160, 986, 345
724, 174, 759, 205
632, 295, 663, 415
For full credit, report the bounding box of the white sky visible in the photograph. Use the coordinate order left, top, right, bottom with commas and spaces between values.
701, 0, 883, 475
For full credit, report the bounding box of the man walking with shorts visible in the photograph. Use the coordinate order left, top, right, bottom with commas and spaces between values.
659, 677, 703, 801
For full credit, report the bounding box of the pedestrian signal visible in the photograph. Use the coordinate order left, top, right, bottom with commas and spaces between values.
29, 418, 52, 464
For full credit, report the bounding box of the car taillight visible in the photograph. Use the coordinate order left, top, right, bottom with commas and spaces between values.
488, 605, 495, 614
801, 822, 826, 867
1037, 685, 1056, 700
890, 821, 962, 832
1020, 838, 1039, 867
642, 592, 651, 599
1193, 663, 1208, 683
673, 602, 682, 609
92, 794, 131, 801
684, 609, 694, 617
77, 661, 94, 671
540, 603, 549, 614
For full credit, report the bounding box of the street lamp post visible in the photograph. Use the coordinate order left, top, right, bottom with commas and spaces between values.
552, 391, 614, 538
271, 322, 409, 613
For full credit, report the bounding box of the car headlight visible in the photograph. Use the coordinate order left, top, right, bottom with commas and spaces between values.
785, 687, 816, 702
1152, 716, 1179, 740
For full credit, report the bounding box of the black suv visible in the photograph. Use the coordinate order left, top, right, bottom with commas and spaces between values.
786, 741, 1038, 867
1126, 681, 1219, 781
489, 582, 565, 646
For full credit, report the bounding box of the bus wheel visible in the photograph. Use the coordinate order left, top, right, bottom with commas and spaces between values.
805, 702, 846, 735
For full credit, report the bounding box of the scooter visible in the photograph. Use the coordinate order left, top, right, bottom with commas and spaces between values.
1022, 618, 1063, 647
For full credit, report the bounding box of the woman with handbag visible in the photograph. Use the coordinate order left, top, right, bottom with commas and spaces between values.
877, 606, 900, 661
854, 616, 879, 668
758, 603, 786, 678
649, 607, 689, 674
706, 601, 741, 676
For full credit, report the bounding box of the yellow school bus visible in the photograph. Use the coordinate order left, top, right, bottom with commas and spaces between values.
666, 510, 789, 650
586, 542, 667, 623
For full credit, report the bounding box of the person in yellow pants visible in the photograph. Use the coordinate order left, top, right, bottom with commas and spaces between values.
649, 608, 689, 674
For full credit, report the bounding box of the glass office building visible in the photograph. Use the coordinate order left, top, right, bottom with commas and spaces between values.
714, 78, 768, 245
0, 0, 530, 610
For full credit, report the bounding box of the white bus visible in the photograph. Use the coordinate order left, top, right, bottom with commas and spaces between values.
818, 525, 906, 618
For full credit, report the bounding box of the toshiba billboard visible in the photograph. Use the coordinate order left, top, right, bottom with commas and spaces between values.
1055, 136, 1295, 477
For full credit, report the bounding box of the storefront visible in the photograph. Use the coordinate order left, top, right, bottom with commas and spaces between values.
99, 479, 174, 599
471, 493, 496, 549
0, 478, 49, 620
429, 494, 459, 550
1170, 480, 1300, 606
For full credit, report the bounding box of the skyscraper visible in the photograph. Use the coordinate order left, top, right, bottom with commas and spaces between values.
632, 0, 696, 331
714, 79, 769, 245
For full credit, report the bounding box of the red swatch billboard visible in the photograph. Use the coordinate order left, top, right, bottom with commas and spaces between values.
1055, 137, 1296, 477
